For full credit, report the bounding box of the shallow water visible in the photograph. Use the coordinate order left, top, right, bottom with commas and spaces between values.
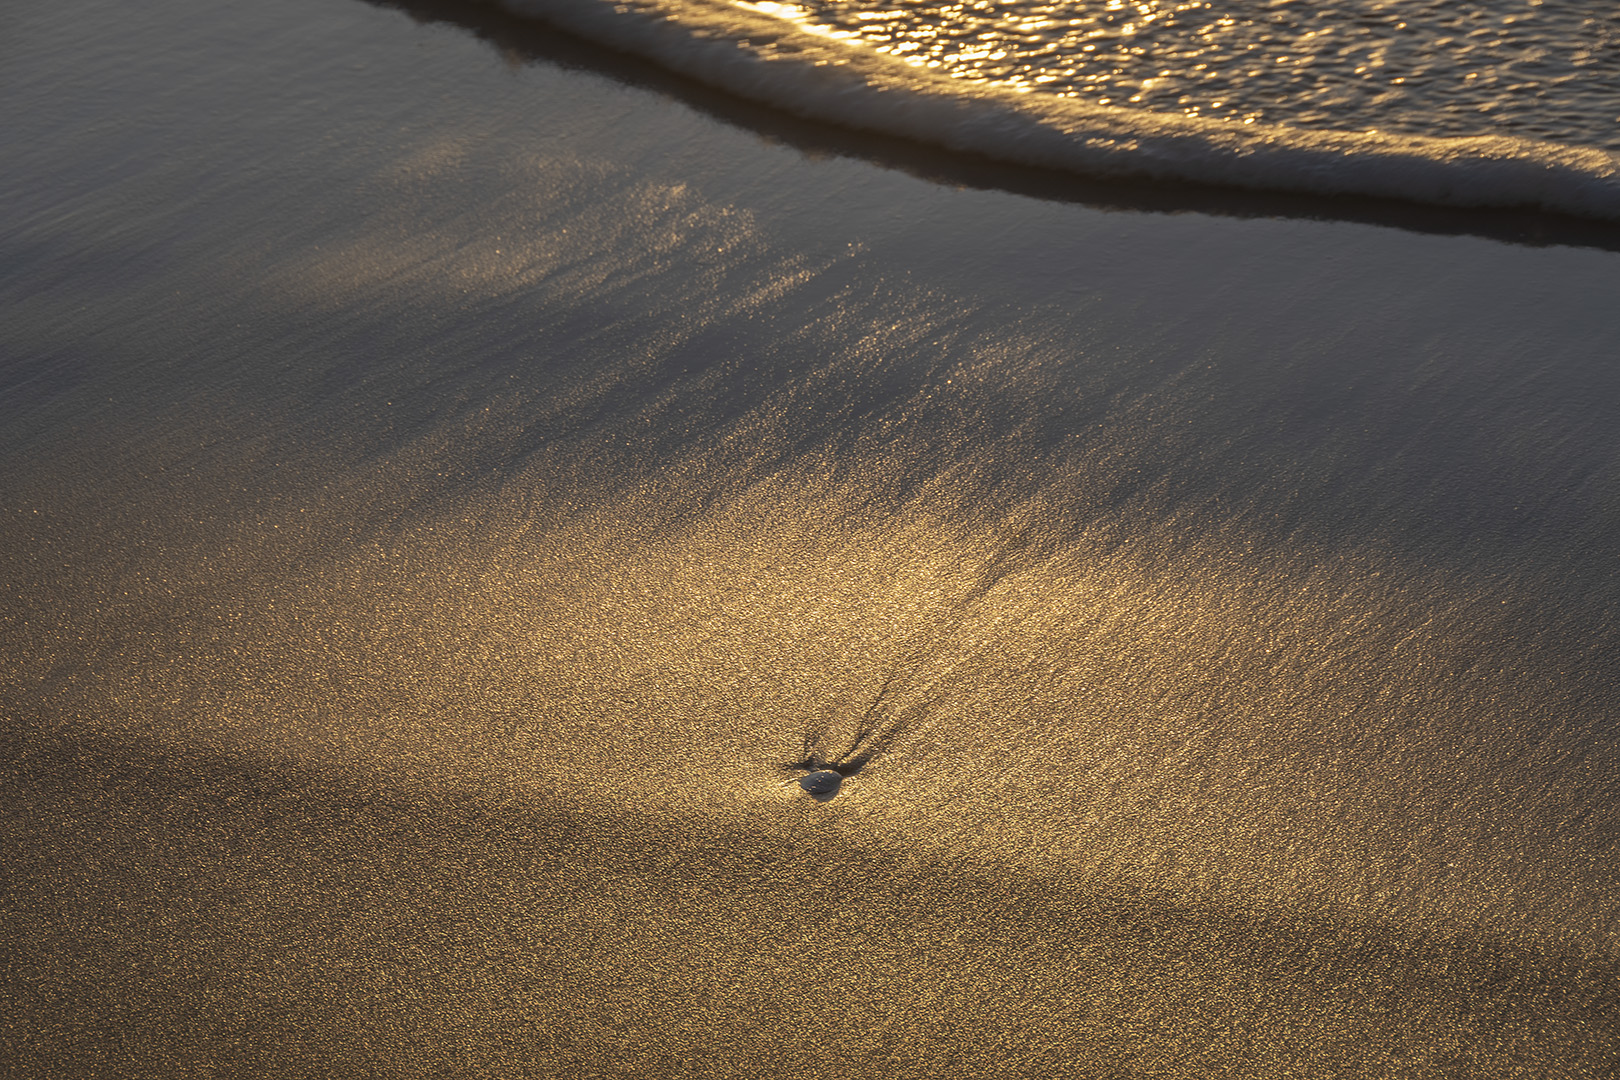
491, 0, 1620, 219
3, 0, 1619, 1075
769, 0, 1620, 150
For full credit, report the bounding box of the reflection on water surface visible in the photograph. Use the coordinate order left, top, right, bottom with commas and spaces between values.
757, 0, 1620, 149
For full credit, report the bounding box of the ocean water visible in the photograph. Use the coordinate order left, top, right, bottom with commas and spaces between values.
496, 0, 1620, 217
3, 0, 1619, 1075
753, 0, 1620, 147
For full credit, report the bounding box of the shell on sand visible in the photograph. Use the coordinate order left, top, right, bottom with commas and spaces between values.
797, 770, 844, 802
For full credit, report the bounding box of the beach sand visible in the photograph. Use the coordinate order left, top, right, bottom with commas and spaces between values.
4, 0, 1619, 1075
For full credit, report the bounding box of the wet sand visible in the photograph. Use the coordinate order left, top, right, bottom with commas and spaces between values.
4, 0, 1619, 1075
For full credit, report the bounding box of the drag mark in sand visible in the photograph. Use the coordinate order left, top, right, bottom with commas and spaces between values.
779, 535, 1045, 801
781, 671, 918, 801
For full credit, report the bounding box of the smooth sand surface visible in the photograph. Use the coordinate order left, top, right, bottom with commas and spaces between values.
4, 0, 1619, 1075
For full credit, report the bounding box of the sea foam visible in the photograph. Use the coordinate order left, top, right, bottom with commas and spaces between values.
493, 0, 1620, 221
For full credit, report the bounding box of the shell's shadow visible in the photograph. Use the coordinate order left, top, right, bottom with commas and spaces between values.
781, 674, 914, 802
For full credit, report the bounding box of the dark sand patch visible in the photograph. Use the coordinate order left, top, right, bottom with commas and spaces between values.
5, 728, 1616, 1078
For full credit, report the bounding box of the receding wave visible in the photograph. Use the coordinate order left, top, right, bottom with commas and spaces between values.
493, 0, 1620, 221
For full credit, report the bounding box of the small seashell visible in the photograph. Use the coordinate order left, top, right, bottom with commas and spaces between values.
798, 769, 844, 802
